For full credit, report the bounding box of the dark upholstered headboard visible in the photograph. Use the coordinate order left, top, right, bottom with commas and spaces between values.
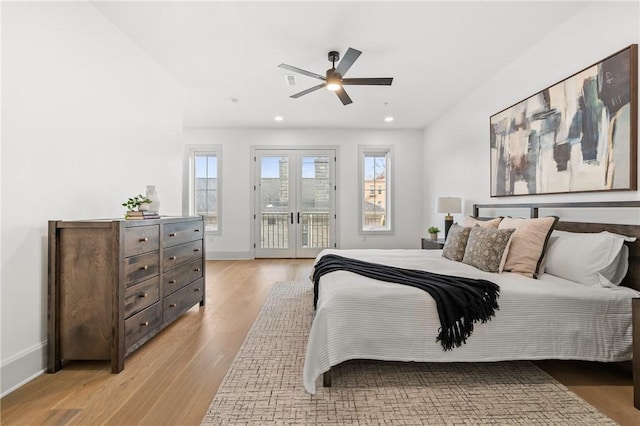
473, 201, 640, 291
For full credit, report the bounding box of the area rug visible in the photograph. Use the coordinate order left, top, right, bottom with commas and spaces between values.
201, 281, 615, 425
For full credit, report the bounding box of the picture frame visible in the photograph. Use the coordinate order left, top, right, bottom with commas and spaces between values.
490, 44, 637, 197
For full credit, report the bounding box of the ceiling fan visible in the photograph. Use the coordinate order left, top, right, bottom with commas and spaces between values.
278, 47, 393, 105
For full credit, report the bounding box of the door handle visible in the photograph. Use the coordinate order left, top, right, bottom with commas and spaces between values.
297, 212, 300, 224
290, 212, 294, 224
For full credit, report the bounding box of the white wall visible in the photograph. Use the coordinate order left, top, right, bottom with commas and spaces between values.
183, 128, 424, 258
422, 1, 640, 229
1, 2, 183, 396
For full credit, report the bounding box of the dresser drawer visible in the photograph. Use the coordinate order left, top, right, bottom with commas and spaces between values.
163, 278, 204, 325
162, 221, 203, 248
124, 277, 160, 318
163, 259, 203, 296
124, 251, 159, 287
125, 303, 161, 352
163, 240, 202, 272
124, 225, 159, 257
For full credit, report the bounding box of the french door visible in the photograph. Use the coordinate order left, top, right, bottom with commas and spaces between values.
254, 149, 336, 258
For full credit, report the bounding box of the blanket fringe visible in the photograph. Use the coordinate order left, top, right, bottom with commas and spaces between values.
437, 292, 499, 351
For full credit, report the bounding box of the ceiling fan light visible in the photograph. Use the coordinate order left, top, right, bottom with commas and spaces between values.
326, 74, 341, 91
326, 82, 341, 91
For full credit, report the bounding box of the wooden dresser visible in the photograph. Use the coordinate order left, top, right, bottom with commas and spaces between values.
47, 216, 205, 373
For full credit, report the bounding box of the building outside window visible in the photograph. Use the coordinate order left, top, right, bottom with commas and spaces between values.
359, 146, 393, 233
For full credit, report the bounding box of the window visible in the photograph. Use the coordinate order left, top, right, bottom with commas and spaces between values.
359, 145, 393, 233
184, 145, 222, 233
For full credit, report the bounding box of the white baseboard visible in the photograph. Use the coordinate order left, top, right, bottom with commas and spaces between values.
206, 250, 254, 260
1, 341, 46, 398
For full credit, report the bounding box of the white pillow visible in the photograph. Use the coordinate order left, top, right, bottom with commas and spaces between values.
543, 230, 635, 287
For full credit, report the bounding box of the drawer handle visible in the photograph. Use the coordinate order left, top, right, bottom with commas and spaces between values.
194, 248, 200, 252
169, 303, 177, 308
140, 265, 148, 271
170, 256, 177, 260
194, 268, 200, 272
194, 288, 201, 292
169, 232, 177, 237
194, 229, 201, 233
139, 237, 149, 242
169, 279, 177, 284
141, 321, 149, 327
139, 292, 148, 298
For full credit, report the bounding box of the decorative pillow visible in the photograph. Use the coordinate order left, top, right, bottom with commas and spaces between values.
498, 216, 558, 278
461, 227, 515, 273
441, 224, 472, 262
462, 216, 503, 229
544, 230, 635, 287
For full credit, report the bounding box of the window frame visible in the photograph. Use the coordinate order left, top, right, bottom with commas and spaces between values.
358, 145, 393, 235
183, 145, 222, 235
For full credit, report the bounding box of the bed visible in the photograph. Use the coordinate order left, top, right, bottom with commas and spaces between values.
303, 201, 640, 395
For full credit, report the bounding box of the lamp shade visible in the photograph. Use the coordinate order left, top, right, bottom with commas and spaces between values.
436, 197, 462, 214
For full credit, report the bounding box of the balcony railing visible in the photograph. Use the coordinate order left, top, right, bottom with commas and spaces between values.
259, 212, 330, 249
260, 212, 289, 249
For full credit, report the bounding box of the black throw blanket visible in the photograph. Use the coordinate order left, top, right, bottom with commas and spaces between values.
312, 254, 500, 351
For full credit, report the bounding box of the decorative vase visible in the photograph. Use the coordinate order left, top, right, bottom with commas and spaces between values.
138, 203, 150, 211
430, 233, 438, 241
146, 185, 160, 212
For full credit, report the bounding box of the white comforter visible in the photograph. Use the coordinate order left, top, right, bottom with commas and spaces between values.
303, 249, 640, 394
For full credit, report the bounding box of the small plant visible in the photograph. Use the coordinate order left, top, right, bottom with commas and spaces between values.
428, 226, 440, 234
122, 194, 152, 211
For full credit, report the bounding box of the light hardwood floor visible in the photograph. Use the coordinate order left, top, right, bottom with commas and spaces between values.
1, 259, 639, 425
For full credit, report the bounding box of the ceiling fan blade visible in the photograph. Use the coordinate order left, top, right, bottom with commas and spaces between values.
335, 87, 353, 105
290, 83, 325, 98
334, 47, 362, 77
278, 63, 326, 81
341, 77, 393, 86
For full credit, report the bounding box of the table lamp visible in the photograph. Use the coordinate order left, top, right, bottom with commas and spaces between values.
436, 197, 462, 240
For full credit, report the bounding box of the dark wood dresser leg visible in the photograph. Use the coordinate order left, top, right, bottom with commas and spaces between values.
323, 370, 331, 387
633, 298, 640, 409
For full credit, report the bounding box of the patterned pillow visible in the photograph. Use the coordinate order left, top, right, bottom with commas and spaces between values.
462, 227, 515, 273
441, 224, 472, 262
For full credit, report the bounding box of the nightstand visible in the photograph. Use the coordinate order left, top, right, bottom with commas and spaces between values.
421, 238, 445, 250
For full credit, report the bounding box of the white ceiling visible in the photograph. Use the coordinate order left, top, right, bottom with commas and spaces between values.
93, 1, 590, 129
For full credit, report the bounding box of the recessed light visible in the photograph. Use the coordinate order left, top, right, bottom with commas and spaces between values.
384, 116, 394, 122
274, 116, 284, 121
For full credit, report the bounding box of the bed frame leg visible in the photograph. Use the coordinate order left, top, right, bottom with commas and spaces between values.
323, 370, 331, 387
633, 298, 639, 409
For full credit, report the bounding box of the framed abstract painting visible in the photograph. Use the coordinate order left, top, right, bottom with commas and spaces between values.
490, 44, 637, 197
